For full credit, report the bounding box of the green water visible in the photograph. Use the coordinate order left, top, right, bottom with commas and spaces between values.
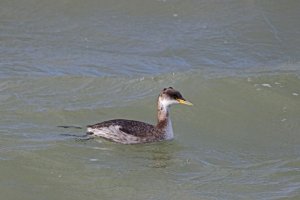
1, 0, 300, 199
1, 74, 300, 199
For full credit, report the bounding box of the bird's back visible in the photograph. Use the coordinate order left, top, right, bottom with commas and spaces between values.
87, 119, 165, 144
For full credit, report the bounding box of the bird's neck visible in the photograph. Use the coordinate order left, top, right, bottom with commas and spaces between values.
156, 100, 174, 140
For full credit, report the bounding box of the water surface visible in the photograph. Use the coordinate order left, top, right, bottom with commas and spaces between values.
0, 0, 300, 199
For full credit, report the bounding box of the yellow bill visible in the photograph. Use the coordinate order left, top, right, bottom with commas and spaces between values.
177, 99, 193, 106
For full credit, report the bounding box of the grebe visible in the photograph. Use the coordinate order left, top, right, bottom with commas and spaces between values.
86, 87, 192, 144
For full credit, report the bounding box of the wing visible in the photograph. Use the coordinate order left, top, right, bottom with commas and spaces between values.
87, 119, 159, 138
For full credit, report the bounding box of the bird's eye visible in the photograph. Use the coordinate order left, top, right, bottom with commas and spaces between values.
163, 88, 167, 91
169, 87, 173, 89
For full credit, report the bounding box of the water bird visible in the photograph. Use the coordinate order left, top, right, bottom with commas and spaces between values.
86, 87, 193, 144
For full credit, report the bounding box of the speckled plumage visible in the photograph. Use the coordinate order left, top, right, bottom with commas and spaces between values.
87, 119, 165, 144
86, 87, 192, 144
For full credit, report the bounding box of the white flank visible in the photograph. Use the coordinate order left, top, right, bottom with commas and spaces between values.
87, 125, 141, 144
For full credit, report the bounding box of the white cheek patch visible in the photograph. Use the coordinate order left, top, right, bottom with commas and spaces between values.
160, 99, 178, 109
